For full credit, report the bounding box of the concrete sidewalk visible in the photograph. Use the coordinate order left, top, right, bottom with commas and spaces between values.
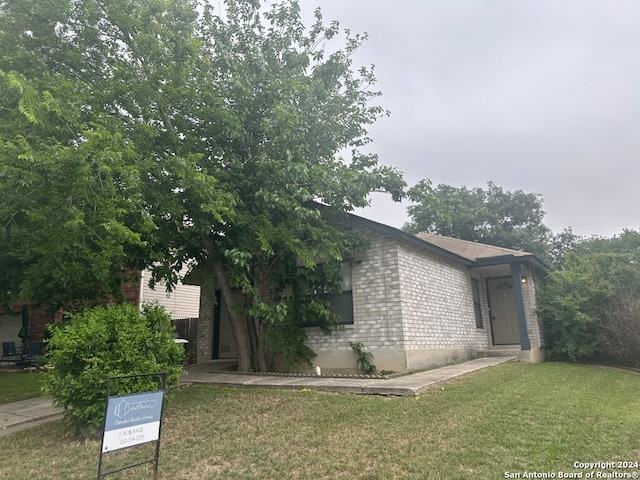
0, 356, 516, 438
179, 356, 517, 396
0, 396, 63, 438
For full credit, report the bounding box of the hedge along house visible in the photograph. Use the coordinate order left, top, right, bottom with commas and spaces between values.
194, 213, 547, 372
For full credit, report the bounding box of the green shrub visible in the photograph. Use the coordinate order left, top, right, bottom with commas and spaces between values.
539, 251, 640, 363
349, 341, 376, 373
596, 290, 640, 366
538, 268, 601, 361
43, 303, 183, 431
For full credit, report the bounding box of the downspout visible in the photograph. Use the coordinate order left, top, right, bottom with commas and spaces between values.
511, 262, 531, 350
138, 270, 145, 311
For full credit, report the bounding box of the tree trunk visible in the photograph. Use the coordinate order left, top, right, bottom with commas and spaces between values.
257, 319, 268, 371
212, 262, 252, 372
251, 264, 272, 372
247, 316, 268, 372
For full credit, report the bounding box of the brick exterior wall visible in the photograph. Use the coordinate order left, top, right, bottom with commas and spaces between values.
305, 229, 405, 353
305, 227, 495, 362
196, 273, 216, 363
520, 265, 544, 349
304, 225, 544, 371
397, 242, 490, 350
191, 221, 544, 370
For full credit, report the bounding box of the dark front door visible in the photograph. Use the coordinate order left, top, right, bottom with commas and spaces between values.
487, 278, 520, 345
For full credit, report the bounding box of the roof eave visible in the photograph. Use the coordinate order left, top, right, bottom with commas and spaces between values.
344, 213, 475, 266
470, 254, 549, 271
313, 203, 549, 271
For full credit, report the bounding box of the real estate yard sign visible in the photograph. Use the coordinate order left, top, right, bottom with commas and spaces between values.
98, 372, 166, 480
102, 390, 164, 452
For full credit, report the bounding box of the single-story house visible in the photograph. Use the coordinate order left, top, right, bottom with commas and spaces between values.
194, 213, 547, 372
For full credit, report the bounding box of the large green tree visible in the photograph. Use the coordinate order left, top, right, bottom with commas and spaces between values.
538, 230, 640, 365
0, 0, 405, 371
0, 0, 223, 309
404, 180, 551, 259
0, 69, 156, 309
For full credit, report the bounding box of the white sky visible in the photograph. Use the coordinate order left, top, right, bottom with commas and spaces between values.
297, 0, 640, 238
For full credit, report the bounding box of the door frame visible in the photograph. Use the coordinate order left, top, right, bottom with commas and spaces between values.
484, 262, 531, 350
211, 289, 221, 360
486, 275, 520, 346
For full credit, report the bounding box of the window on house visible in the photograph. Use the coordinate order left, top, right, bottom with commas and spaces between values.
300, 262, 354, 327
327, 262, 354, 325
471, 278, 483, 328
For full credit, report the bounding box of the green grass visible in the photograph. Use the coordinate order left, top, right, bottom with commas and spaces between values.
0, 372, 44, 404
1, 362, 639, 479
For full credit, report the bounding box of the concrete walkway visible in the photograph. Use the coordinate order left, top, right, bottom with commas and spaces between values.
0, 396, 63, 438
0, 356, 516, 438
180, 356, 517, 396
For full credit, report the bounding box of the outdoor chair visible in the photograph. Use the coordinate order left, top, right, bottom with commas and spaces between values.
23, 342, 43, 365
1, 341, 21, 364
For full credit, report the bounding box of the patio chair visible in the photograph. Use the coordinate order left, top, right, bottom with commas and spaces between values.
1, 341, 21, 364
23, 342, 44, 365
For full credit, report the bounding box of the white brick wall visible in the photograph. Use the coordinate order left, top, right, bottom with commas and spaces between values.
305, 229, 404, 352
397, 242, 490, 350
521, 265, 543, 348
195, 222, 543, 367
305, 227, 494, 354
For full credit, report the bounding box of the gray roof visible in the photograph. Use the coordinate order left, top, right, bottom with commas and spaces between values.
343, 210, 545, 269
414, 233, 533, 262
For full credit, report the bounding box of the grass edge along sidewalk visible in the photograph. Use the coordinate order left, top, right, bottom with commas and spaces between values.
0, 356, 514, 438
0, 362, 639, 479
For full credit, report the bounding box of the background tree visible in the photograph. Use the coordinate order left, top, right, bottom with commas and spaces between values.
546, 227, 582, 268
0, 0, 405, 371
538, 230, 640, 365
0, 70, 155, 310
404, 180, 550, 260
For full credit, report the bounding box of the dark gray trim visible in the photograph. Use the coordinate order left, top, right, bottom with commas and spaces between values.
510, 263, 531, 350
471, 254, 548, 271
212, 289, 221, 360
471, 278, 483, 329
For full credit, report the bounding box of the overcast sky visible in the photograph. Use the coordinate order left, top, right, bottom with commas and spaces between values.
297, 0, 639, 238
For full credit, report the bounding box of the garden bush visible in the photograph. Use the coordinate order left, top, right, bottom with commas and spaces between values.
596, 291, 640, 366
539, 251, 640, 364
43, 303, 183, 432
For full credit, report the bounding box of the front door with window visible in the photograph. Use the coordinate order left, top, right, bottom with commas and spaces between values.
487, 278, 520, 345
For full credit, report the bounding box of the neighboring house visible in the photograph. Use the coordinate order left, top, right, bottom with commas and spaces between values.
0, 303, 63, 348
194, 213, 547, 372
137, 268, 201, 319
0, 269, 200, 355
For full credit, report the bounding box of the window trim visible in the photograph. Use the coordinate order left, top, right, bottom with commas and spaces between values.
471, 278, 483, 329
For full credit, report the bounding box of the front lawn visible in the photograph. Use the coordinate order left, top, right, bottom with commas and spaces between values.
0, 362, 638, 479
0, 372, 44, 404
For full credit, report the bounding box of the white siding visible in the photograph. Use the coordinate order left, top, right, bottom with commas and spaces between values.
0, 314, 22, 349
139, 268, 201, 319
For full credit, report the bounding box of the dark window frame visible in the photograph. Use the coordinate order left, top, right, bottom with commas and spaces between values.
302, 262, 354, 327
327, 290, 354, 325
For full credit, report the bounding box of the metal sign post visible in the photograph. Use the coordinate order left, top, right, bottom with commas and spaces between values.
97, 372, 167, 480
